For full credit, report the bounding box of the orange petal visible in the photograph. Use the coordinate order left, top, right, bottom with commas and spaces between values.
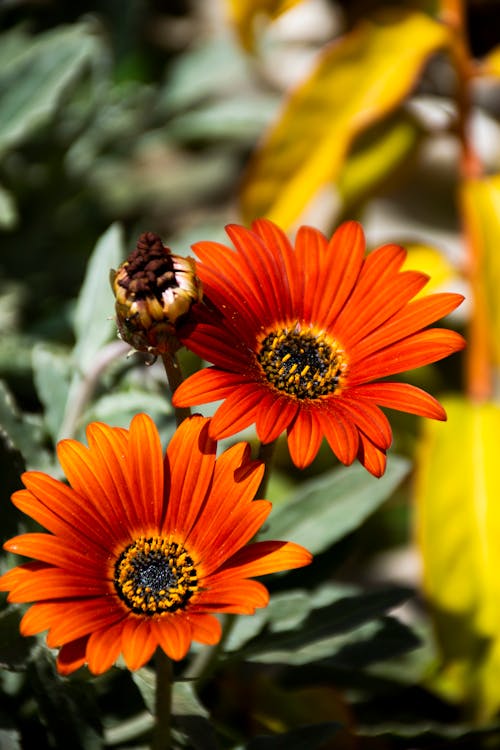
120, 617, 158, 671
173, 367, 250, 408
198, 500, 272, 574
152, 616, 192, 661
286, 409, 324, 468
57, 636, 89, 675
336, 397, 393, 451
316, 406, 359, 466
189, 613, 222, 646
254, 390, 299, 444
86, 622, 124, 674
357, 432, 387, 477
208, 385, 264, 439
349, 328, 466, 384
127, 413, 164, 530
349, 381, 447, 420
251, 218, 296, 319
45, 599, 125, 647
216, 540, 312, 578
350, 292, 465, 361
4, 533, 107, 577
163, 416, 216, 538
193, 578, 270, 613
319, 221, 365, 328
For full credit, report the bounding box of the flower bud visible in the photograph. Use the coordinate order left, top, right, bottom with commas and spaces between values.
111, 232, 202, 355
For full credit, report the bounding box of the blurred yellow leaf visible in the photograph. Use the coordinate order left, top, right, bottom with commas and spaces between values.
227, 0, 304, 50
461, 175, 500, 366
240, 9, 448, 228
482, 44, 500, 77
415, 396, 500, 718
401, 244, 458, 296
337, 113, 422, 211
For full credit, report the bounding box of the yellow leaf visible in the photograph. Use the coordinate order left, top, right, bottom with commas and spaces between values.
226, 0, 304, 50
415, 396, 500, 717
337, 113, 421, 211
401, 244, 458, 296
482, 44, 500, 77
239, 9, 449, 228
461, 175, 500, 366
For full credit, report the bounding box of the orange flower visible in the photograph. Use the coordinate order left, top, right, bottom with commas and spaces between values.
173, 220, 465, 476
0, 414, 311, 675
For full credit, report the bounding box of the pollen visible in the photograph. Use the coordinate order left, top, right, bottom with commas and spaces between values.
114, 536, 198, 616
257, 325, 347, 399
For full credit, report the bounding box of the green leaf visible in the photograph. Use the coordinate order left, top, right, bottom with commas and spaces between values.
132, 666, 155, 713
0, 184, 17, 229
172, 682, 218, 750
72, 223, 124, 373
29, 647, 103, 750
0, 380, 53, 471
260, 455, 410, 554
238, 586, 413, 663
0, 607, 37, 671
0, 23, 98, 156
32, 344, 72, 443
0, 730, 21, 750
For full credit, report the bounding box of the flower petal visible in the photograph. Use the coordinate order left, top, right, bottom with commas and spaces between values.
349, 328, 466, 384
86, 622, 124, 674
217, 540, 312, 578
152, 617, 192, 661
163, 416, 216, 538
208, 385, 264, 440
357, 432, 387, 478
127, 413, 164, 529
286, 409, 324, 468
57, 637, 89, 675
316, 405, 359, 466
121, 617, 157, 671
349, 381, 447, 420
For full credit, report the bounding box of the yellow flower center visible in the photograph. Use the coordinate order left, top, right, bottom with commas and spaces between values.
114, 536, 198, 616
257, 325, 346, 399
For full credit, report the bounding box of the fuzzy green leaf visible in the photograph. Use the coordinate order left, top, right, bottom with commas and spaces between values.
260, 455, 410, 554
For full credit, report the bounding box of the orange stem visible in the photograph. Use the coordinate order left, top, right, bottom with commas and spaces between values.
440, 0, 492, 400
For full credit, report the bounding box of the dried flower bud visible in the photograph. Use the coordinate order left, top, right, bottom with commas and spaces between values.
111, 232, 202, 355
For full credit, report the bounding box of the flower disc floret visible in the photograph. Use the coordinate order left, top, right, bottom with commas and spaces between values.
258, 325, 346, 399
114, 536, 198, 615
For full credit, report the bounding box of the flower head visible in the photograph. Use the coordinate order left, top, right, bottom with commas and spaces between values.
112, 232, 202, 355
0, 414, 311, 675
173, 220, 466, 476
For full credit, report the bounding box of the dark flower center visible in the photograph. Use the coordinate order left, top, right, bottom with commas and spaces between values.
257, 326, 346, 399
117, 232, 177, 303
114, 536, 198, 616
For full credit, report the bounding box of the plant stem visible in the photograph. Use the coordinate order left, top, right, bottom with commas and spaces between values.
441, 0, 491, 401
59, 340, 131, 439
161, 352, 191, 426
256, 440, 277, 498
151, 648, 173, 750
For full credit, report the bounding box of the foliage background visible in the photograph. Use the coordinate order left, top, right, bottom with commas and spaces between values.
0, 0, 499, 747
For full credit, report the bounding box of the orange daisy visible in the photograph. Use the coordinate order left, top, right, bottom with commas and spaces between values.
0, 414, 311, 675
173, 220, 465, 476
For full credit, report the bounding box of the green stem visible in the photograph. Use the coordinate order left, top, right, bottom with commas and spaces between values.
161, 352, 191, 426
151, 649, 173, 750
256, 440, 277, 498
